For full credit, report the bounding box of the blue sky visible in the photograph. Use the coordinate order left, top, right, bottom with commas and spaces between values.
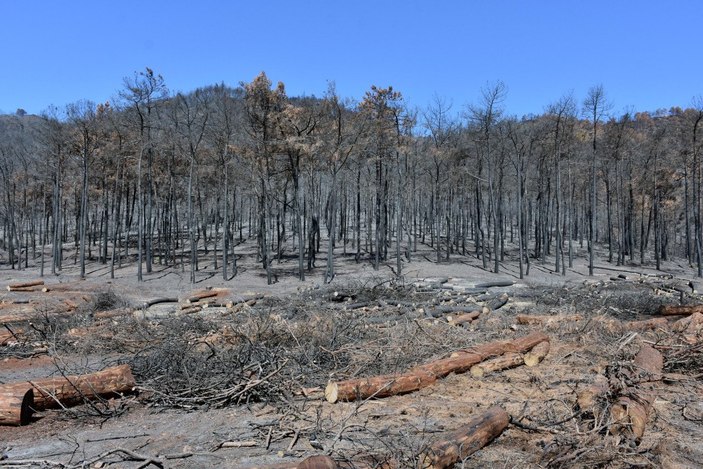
1, 1, 701, 118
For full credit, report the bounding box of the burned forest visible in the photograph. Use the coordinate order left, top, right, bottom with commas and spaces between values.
1, 72, 702, 468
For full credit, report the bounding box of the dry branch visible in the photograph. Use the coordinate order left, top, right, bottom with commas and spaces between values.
0, 364, 136, 410
418, 406, 510, 468
0, 389, 34, 426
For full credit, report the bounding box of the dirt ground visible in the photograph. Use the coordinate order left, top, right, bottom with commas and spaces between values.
1, 238, 702, 468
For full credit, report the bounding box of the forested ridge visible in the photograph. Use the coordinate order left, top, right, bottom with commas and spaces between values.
1, 69, 702, 283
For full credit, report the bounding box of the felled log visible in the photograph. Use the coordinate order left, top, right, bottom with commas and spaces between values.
524, 340, 551, 367
475, 280, 514, 289
185, 291, 218, 304
7, 280, 44, 291
470, 353, 523, 377
325, 332, 549, 403
0, 364, 136, 410
609, 344, 663, 442
486, 293, 509, 312
252, 455, 395, 469
180, 305, 203, 315
0, 389, 34, 426
426, 305, 481, 319
447, 311, 481, 326
516, 314, 583, 326
143, 297, 179, 308
325, 368, 437, 403
418, 406, 509, 468
658, 304, 703, 316
624, 317, 671, 331
423, 332, 549, 378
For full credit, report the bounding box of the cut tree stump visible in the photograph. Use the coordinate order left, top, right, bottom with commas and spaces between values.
418, 406, 509, 468
326, 332, 549, 402
7, 280, 44, 291
0, 364, 136, 410
658, 304, 703, 316
0, 389, 34, 426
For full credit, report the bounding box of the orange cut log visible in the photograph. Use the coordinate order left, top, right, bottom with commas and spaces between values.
658, 304, 703, 316
0, 389, 34, 426
7, 280, 44, 291
326, 333, 549, 403
0, 364, 136, 410
418, 406, 509, 468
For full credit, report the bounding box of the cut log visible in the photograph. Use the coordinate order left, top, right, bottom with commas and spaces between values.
7, 280, 44, 291
447, 311, 481, 326
624, 317, 671, 331
326, 332, 549, 403
523, 340, 550, 367
470, 353, 523, 377
325, 368, 437, 403
252, 455, 395, 469
486, 293, 509, 312
180, 305, 203, 315
658, 304, 703, 316
185, 291, 218, 304
434, 332, 549, 376
142, 297, 179, 308
516, 314, 583, 326
418, 406, 509, 469
474, 280, 514, 289
0, 364, 136, 410
0, 389, 34, 426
